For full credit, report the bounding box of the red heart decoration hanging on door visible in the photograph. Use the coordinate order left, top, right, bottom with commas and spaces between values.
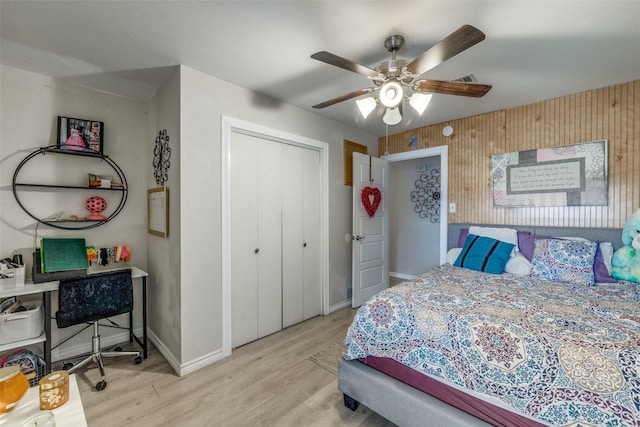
361, 186, 382, 217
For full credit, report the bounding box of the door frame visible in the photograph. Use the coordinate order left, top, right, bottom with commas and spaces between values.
384, 145, 448, 265
221, 116, 329, 357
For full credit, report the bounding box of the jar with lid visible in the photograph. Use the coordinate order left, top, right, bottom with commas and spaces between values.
39, 370, 69, 410
0, 366, 29, 413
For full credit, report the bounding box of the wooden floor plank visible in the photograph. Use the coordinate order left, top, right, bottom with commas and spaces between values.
59, 307, 396, 426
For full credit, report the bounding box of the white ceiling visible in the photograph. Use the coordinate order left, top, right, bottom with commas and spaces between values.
2, 1, 640, 137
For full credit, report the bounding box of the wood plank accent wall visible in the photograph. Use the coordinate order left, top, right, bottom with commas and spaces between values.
378, 80, 640, 228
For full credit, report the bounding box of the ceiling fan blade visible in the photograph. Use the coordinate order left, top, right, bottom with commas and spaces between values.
414, 79, 492, 98
405, 25, 486, 77
311, 51, 383, 79
312, 88, 374, 109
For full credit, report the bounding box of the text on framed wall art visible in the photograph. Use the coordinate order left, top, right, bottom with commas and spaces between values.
492, 140, 607, 207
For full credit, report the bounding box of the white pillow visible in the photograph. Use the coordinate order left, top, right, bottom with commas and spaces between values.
468, 226, 519, 252
446, 248, 462, 265
505, 253, 532, 275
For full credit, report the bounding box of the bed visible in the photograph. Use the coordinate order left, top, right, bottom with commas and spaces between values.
339, 224, 640, 427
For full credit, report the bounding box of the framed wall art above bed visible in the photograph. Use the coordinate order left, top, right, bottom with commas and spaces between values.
492, 140, 607, 207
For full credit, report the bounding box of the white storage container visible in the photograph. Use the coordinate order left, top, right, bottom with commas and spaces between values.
0, 266, 25, 286
0, 302, 44, 345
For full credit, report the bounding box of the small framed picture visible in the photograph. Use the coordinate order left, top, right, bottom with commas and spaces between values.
57, 116, 104, 154
147, 187, 169, 237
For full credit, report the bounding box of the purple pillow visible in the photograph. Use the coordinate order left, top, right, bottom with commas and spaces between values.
457, 228, 470, 248
593, 247, 618, 283
519, 234, 554, 261
517, 231, 531, 250
520, 234, 617, 283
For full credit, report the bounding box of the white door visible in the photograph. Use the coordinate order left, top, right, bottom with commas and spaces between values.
230, 133, 282, 347
282, 144, 322, 328
301, 147, 322, 319
256, 138, 283, 339
282, 144, 304, 328
352, 152, 389, 308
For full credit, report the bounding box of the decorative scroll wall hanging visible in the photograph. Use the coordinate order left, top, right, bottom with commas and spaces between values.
153, 129, 171, 186
410, 167, 441, 222
492, 140, 607, 207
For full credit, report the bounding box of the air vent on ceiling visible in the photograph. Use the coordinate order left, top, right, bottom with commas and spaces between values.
454, 74, 478, 83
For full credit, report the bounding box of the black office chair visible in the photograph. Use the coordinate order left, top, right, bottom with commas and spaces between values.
56, 269, 141, 391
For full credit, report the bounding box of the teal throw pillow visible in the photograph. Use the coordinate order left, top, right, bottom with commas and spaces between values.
454, 234, 515, 274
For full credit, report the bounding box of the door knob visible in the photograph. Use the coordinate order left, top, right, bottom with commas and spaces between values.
303, 242, 307, 247
353, 235, 365, 241
254, 248, 260, 254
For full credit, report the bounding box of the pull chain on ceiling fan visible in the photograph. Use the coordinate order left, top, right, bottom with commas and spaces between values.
310, 25, 492, 125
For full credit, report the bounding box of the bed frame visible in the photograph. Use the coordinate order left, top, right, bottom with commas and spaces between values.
339, 223, 624, 427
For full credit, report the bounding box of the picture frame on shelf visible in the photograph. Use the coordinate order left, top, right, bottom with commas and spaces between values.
147, 187, 169, 237
57, 116, 104, 154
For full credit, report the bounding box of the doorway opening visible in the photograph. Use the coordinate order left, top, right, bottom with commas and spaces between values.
385, 146, 448, 281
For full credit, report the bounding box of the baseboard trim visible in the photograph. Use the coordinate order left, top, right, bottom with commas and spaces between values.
389, 271, 416, 280
146, 328, 180, 374
329, 300, 352, 312
179, 349, 225, 376
147, 329, 225, 377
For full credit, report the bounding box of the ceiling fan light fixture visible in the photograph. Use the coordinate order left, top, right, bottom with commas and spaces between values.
409, 93, 432, 115
356, 97, 377, 119
379, 81, 403, 108
383, 107, 402, 125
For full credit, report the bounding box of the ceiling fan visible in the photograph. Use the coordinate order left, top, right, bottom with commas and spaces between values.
311, 25, 492, 125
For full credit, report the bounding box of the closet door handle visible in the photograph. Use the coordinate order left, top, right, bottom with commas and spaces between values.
254, 248, 260, 254
303, 242, 307, 248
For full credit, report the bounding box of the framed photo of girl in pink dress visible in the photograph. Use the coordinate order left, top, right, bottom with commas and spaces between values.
57, 116, 104, 154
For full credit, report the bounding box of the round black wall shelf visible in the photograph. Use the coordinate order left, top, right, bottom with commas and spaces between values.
12, 146, 128, 230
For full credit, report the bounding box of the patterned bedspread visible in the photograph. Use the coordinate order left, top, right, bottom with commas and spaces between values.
344, 264, 640, 426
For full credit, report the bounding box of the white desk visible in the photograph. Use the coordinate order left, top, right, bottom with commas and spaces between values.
0, 265, 149, 373
0, 374, 87, 426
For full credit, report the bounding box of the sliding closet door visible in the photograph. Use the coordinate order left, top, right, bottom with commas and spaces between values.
257, 139, 283, 339
282, 144, 304, 328
230, 133, 259, 347
282, 144, 322, 328
232, 134, 321, 346
302, 148, 321, 320
230, 133, 282, 347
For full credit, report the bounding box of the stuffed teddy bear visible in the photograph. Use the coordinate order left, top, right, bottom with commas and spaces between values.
611, 208, 640, 283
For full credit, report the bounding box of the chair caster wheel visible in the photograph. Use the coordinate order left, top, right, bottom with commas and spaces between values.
62, 362, 73, 371
134, 356, 142, 365
114, 346, 122, 352
96, 380, 107, 391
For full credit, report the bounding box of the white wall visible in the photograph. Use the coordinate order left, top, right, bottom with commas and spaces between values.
146, 67, 182, 363
0, 66, 149, 360
389, 156, 441, 276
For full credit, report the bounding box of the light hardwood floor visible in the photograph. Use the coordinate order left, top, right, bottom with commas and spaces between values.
61, 307, 396, 427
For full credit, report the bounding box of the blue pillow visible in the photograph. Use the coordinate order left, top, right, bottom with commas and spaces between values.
454, 235, 515, 274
